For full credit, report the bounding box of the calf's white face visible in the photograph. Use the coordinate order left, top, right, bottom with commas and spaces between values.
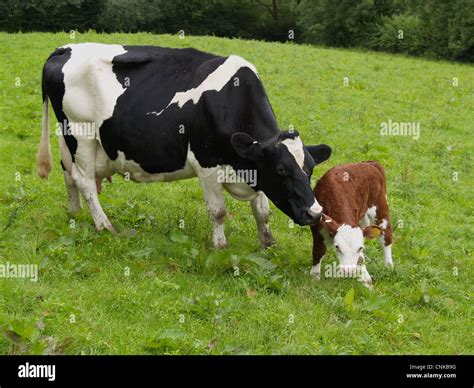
333, 225, 365, 273
322, 216, 382, 275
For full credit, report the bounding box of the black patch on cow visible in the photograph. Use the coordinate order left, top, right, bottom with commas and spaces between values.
189, 66, 280, 175
277, 130, 299, 141
100, 46, 280, 175
98, 47, 220, 173
112, 52, 152, 66
42, 47, 77, 161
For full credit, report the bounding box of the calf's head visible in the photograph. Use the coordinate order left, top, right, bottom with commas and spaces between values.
321, 215, 382, 274
231, 130, 331, 225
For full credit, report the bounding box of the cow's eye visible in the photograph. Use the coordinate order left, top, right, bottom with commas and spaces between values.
335, 245, 340, 252
358, 247, 364, 253
276, 166, 286, 176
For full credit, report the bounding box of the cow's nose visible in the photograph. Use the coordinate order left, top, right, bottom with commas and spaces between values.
306, 209, 322, 224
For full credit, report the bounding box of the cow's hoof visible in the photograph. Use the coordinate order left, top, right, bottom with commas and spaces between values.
96, 222, 117, 234
213, 242, 228, 250
261, 234, 276, 249
212, 237, 228, 250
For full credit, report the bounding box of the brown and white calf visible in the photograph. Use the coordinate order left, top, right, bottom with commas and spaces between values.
310, 161, 393, 287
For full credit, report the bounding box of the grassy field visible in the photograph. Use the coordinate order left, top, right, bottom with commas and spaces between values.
0, 32, 472, 355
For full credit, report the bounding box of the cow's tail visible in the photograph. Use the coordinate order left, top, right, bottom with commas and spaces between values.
36, 90, 52, 179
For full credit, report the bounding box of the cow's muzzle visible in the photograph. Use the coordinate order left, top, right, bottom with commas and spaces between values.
295, 208, 322, 226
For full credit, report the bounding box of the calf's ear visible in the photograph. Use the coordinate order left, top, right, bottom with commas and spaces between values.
363, 225, 382, 239
231, 133, 262, 161
305, 144, 332, 164
321, 214, 339, 236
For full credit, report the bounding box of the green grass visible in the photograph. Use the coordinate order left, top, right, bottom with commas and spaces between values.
0, 32, 473, 355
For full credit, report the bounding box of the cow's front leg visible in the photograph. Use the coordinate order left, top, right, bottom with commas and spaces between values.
69, 138, 115, 233
250, 192, 275, 248
198, 175, 227, 249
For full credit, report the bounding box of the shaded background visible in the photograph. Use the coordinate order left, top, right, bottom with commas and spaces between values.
0, 0, 473, 62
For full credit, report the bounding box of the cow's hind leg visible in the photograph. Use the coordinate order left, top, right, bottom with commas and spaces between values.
70, 138, 115, 232
63, 167, 82, 214
250, 192, 275, 248
59, 136, 82, 214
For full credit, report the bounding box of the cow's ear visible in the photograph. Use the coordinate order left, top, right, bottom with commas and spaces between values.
231, 133, 262, 161
363, 225, 382, 239
305, 144, 332, 165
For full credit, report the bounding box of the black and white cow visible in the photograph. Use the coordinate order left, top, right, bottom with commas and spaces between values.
37, 43, 331, 248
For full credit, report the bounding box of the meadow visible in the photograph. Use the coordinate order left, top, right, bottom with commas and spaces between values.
0, 32, 472, 355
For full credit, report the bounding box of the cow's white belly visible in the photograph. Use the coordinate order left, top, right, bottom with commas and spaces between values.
223, 182, 259, 201
94, 143, 257, 200
103, 150, 196, 183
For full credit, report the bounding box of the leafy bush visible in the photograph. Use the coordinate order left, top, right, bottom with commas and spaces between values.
0, 0, 106, 32
369, 14, 428, 56
297, 0, 393, 47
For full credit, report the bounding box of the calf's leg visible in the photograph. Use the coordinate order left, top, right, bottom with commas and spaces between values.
310, 227, 326, 280
376, 199, 394, 267
357, 254, 373, 288
380, 225, 393, 267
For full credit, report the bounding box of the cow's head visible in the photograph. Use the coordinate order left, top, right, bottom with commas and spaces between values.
231, 130, 331, 225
